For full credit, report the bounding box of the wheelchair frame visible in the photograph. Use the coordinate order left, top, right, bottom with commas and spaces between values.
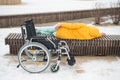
17, 19, 75, 73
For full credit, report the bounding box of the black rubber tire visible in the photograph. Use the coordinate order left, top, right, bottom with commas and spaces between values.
51, 64, 59, 72
67, 56, 76, 66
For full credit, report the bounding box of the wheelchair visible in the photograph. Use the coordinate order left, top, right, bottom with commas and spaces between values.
17, 19, 76, 73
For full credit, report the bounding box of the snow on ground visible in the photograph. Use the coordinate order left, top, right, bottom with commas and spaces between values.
0, 0, 118, 16
98, 26, 120, 35
77, 59, 120, 80
0, 57, 120, 80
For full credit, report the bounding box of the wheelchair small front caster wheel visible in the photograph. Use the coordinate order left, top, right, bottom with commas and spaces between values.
67, 56, 76, 66
51, 64, 59, 72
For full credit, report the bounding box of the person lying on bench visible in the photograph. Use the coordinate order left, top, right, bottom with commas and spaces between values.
36, 22, 106, 40
55, 22, 106, 40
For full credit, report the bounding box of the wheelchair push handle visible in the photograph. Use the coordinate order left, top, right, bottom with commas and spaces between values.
20, 19, 33, 27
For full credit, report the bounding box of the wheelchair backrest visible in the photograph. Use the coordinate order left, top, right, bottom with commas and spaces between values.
21, 19, 36, 40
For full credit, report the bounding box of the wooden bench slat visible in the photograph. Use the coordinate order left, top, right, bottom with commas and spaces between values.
5, 33, 120, 56
10, 33, 16, 45
5, 33, 13, 45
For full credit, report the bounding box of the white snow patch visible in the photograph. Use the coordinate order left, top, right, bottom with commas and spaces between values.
77, 58, 120, 80
0, 0, 118, 16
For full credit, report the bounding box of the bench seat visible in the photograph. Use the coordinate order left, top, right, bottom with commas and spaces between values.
5, 33, 120, 56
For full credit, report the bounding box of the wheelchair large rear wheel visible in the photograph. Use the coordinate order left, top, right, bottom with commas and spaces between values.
18, 42, 51, 73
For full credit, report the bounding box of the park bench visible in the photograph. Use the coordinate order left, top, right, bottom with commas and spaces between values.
5, 33, 120, 56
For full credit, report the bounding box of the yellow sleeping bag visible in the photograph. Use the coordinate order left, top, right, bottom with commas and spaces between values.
56, 22, 102, 40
